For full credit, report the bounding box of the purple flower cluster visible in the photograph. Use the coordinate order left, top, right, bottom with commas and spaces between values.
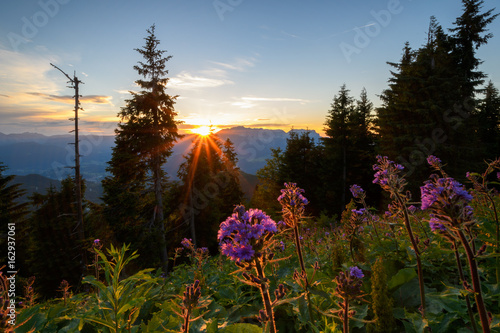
349, 266, 364, 279
421, 174, 475, 229
351, 208, 366, 216
218, 205, 277, 263
278, 183, 309, 227
278, 182, 309, 207
181, 238, 193, 249
373, 155, 404, 187
427, 155, 442, 169
421, 176, 473, 210
429, 219, 447, 232
349, 184, 365, 199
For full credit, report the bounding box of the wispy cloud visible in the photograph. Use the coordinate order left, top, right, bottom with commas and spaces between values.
280, 30, 304, 40
210, 57, 256, 72
242, 97, 310, 103
169, 56, 257, 92
169, 71, 233, 90
231, 101, 255, 109
230, 96, 311, 109
27, 92, 113, 105
0, 94, 10, 98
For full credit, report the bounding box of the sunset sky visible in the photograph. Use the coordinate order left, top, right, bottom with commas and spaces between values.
1, 0, 499, 136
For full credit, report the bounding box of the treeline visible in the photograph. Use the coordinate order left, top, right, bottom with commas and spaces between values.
1, 0, 499, 298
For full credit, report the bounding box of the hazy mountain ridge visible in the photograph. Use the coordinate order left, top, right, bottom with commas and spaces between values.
0, 127, 322, 179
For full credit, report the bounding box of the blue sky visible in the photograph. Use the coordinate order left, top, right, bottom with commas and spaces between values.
0, 0, 499, 136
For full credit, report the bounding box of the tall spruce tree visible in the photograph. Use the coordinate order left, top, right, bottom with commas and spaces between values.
324, 84, 356, 213
450, 0, 498, 100
177, 133, 242, 250
26, 178, 84, 297
476, 81, 500, 159
252, 147, 284, 217
0, 163, 28, 269
281, 130, 323, 215
102, 25, 180, 272
350, 88, 376, 191
0, 163, 28, 226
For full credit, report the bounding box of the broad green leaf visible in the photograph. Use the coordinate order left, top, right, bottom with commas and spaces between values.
206, 318, 219, 333
79, 315, 117, 331
388, 267, 417, 291
219, 323, 262, 333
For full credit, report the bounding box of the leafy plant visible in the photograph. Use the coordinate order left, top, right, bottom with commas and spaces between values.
79, 243, 160, 332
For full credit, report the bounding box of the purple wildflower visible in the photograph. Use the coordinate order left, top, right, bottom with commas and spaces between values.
351, 208, 366, 216
278, 183, 309, 207
218, 205, 277, 263
427, 155, 442, 168
181, 238, 193, 249
429, 220, 447, 232
421, 176, 473, 210
349, 266, 364, 279
408, 205, 417, 214
373, 155, 405, 188
350, 184, 364, 199
278, 182, 309, 227
497, 172, 500, 180
94, 239, 100, 244
280, 241, 285, 251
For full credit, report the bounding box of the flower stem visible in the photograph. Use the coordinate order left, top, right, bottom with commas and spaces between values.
182, 308, 191, 333
343, 296, 349, 333
485, 194, 500, 285
293, 223, 315, 323
456, 229, 490, 333
453, 243, 478, 333
396, 194, 426, 317
255, 259, 276, 333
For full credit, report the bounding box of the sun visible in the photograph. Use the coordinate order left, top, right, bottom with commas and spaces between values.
190, 125, 213, 136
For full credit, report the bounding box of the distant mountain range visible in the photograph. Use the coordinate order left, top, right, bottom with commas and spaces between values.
0, 127, 321, 179
0, 127, 321, 202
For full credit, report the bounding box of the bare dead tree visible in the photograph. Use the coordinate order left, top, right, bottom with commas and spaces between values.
50, 63, 87, 271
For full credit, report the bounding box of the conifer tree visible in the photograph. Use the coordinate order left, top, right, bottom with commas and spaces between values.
450, 0, 498, 100
102, 25, 180, 272
26, 178, 84, 297
476, 81, 500, 159
281, 130, 323, 215
324, 84, 356, 213
253, 148, 284, 216
350, 88, 377, 194
0, 163, 28, 226
0, 163, 28, 268
177, 133, 242, 249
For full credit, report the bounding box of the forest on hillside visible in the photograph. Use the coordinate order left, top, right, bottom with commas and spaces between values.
2, 1, 500, 332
